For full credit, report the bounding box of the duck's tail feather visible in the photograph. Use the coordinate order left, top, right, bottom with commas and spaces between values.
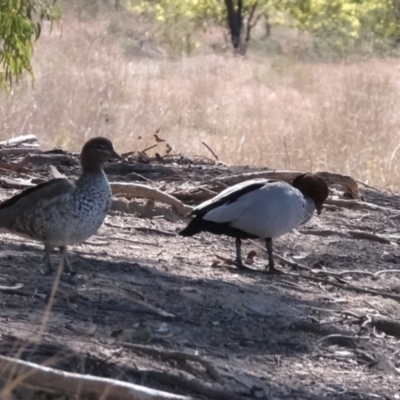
179, 218, 205, 236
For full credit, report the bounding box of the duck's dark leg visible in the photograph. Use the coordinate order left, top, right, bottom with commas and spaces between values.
265, 238, 277, 272
235, 237, 245, 269
59, 246, 72, 273
43, 244, 54, 275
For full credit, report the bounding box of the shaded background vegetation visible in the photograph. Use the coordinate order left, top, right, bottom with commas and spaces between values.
2, 0, 400, 187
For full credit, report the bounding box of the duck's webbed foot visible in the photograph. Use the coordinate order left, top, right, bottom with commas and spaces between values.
234, 238, 261, 272
59, 247, 75, 275
42, 244, 54, 275
264, 239, 282, 274
234, 238, 253, 270
235, 259, 257, 271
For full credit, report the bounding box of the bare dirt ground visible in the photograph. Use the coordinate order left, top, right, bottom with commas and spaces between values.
0, 147, 399, 399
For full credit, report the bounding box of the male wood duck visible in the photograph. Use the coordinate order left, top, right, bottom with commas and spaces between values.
180, 173, 329, 272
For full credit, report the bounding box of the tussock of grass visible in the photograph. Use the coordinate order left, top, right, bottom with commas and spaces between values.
1, 14, 400, 187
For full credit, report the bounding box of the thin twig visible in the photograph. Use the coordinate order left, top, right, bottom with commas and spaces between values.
317, 334, 369, 345
141, 144, 158, 153
133, 227, 177, 237
201, 142, 219, 161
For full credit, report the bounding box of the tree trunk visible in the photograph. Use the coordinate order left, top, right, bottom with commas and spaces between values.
224, 0, 245, 54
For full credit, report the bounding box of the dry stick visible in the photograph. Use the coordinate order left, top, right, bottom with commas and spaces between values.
317, 334, 370, 345
206, 170, 360, 199
201, 142, 219, 162
299, 229, 394, 245
288, 272, 400, 302
315, 269, 375, 278
325, 198, 396, 213
299, 229, 349, 238
374, 269, 400, 276
347, 230, 393, 244
313, 269, 400, 279
0, 355, 191, 400
141, 144, 158, 153
0, 134, 38, 147
0, 148, 41, 156
355, 179, 384, 191
0, 177, 35, 189
0, 283, 24, 293
86, 286, 174, 319
111, 182, 192, 217
119, 343, 220, 382
84, 240, 111, 246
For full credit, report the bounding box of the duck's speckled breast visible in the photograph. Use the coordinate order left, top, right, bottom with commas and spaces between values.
38, 172, 112, 247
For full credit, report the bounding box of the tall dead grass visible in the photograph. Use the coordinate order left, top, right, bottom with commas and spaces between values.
1, 13, 400, 187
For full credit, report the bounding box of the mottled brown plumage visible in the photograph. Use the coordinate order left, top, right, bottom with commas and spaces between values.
0, 137, 121, 274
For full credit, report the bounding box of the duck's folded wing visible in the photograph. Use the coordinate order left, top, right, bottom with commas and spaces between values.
203, 194, 255, 223
191, 178, 271, 217
0, 178, 76, 227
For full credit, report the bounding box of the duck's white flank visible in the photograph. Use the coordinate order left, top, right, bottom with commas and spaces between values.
202, 180, 315, 238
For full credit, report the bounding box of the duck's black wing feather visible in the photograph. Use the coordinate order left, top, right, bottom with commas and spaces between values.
190, 179, 272, 218
180, 179, 274, 237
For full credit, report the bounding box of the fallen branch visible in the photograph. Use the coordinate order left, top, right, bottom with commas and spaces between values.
90, 285, 175, 319
0, 177, 35, 189
111, 182, 192, 217
0, 134, 39, 148
325, 198, 396, 213
0, 148, 41, 156
206, 170, 360, 199
120, 343, 220, 382
317, 334, 369, 346
0, 283, 24, 292
0, 283, 30, 296
27, 153, 77, 167
289, 272, 400, 302
299, 229, 349, 238
0, 355, 191, 400
347, 230, 393, 244
299, 229, 394, 244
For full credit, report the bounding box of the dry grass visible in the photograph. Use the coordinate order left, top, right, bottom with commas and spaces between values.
1, 11, 400, 187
